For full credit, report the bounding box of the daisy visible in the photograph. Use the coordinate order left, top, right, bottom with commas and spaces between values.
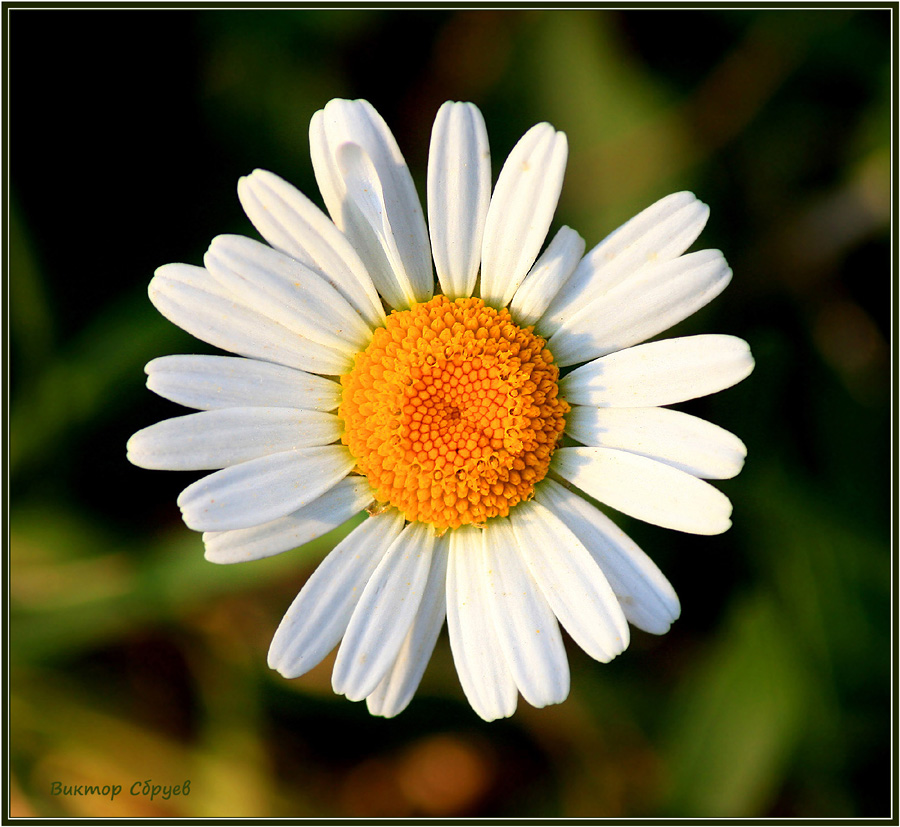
127, 99, 754, 721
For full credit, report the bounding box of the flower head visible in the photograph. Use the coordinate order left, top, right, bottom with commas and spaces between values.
127, 99, 754, 721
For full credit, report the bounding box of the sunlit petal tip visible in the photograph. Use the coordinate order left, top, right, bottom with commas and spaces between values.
480, 122, 568, 308
482, 520, 570, 708
267, 510, 406, 677
510, 225, 586, 327
176, 446, 355, 532
535, 479, 681, 634
332, 522, 436, 701
428, 100, 491, 300
565, 406, 749, 480
201, 477, 375, 565
548, 247, 735, 366
552, 446, 734, 535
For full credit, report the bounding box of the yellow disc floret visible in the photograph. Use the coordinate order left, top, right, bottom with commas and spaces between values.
339, 295, 569, 531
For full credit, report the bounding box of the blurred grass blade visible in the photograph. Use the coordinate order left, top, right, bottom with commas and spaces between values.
10, 291, 186, 476
662, 592, 808, 816
10, 197, 55, 373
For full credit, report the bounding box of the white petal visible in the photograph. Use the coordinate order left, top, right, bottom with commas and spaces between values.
565, 406, 747, 479
551, 446, 733, 535
177, 445, 355, 531
204, 234, 371, 354
535, 480, 680, 635
309, 108, 343, 233
238, 169, 386, 329
482, 519, 569, 709
366, 534, 450, 718
509, 500, 630, 663
548, 249, 733, 366
332, 522, 436, 701
427, 101, 491, 300
509, 226, 585, 327
480, 123, 568, 308
145, 355, 342, 412
149, 263, 349, 375
127, 407, 341, 470
202, 476, 375, 564
311, 98, 432, 308
335, 142, 430, 309
537, 191, 709, 336
268, 509, 405, 677
559, 334, 755, 408
446, 526, 518, 722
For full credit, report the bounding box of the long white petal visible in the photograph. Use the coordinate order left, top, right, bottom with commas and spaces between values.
427, 101, 491, 299
149, 264, 349, 375
509, 226, 585, 327
332, 522, 435, 701
145, 355, 342, 412
509, 500, 630, 662
565, 405, 747, 479
548, 249, 733, 366
446, 526, 518, 721
177, 445, 355, 532
237, 168, 386, 329
203, 477, 375, 564
538, 191, 709, 336
482, 519, 569, 708
268, 509, 405, 677
551, 446, 733, 535
480, 123, 568, 308
311, 98, 432, 308
559, 334, 755, 408
335, 142, 430, 309
309, 108, 343, 234
127, 407, 341, 470
535, 480, 680, 635
366, 534, 450, 718
204, 234, 372, 353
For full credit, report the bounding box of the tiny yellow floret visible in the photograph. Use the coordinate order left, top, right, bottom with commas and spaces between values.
340, 296, 568, 531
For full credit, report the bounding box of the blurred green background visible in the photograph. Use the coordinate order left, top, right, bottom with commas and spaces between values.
9, 8, 891, 818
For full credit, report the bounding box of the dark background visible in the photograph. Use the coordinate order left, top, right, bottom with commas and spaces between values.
9, 8, 892, 818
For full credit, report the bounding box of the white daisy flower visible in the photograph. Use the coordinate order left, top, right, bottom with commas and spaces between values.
127, 99, 754, 721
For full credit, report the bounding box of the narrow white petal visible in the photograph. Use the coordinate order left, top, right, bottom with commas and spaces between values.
335, 142, 430, 309
204, 234, 372, 353
237, 169, 385, 329
481, 123, 568, 308
446, 526, 518, 721
509, 501, 630, 663
332, 522, 436, 701
509, 226, 585, 327
551, 446, 733, 535
268, 509, 405, 677
538, 192, 709, 336
149, 264, 349, 375
311, 98, 432, 308
536, 480, 680, 635
145, 355, 342, 412
203, 477, 375, 564
559, 335, 755, 408
309, 107, 346, 245
548, 249, 733, 366
127, 407, 341, 471
566, 406, 747, 479
366, 534, 450, 718
482, 520, 569, 709
427, 101, 491, 299
177, 445, 355, 532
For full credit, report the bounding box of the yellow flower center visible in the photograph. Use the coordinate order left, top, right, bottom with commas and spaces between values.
339, 295, 569, 531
